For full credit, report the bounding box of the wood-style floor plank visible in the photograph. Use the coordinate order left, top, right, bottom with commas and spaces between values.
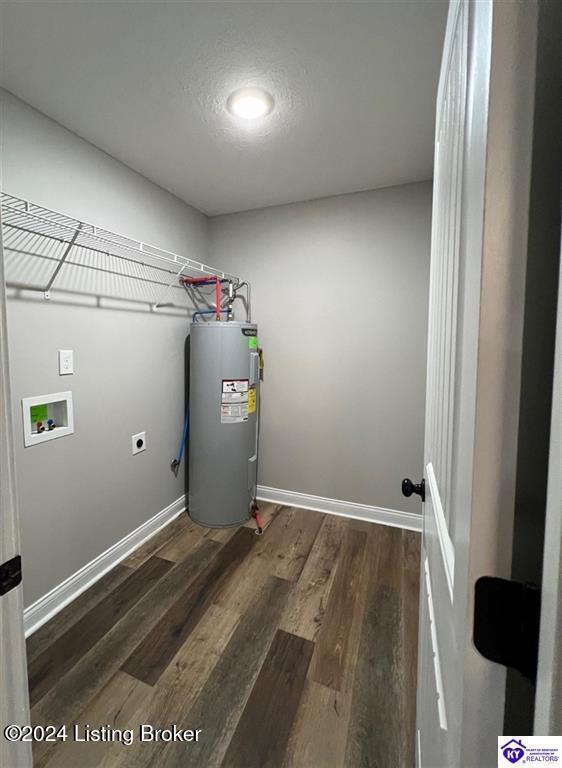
279, 515, 344, 641
222, 629, 314, 768
216, 507, 323, 616
155, 602, 241, 706
375, 519, 403, 589
155, 576, 291, 768
121, 527, 255, 685
30, 538, 220, 766
26, 563, 132, 664
284, 680, 350, 768
344, 524, 405, 768
401, 529, 421, 768
28, 555, 172, 707
155, 519, 207, 562
264, 506, 324, 581
205, 525, 239, 544
101, 603, 242, 768
308, 526, 367, 691
122, 512, 190, 568
283, 523, 371, 768
345, 585, 402, 767
42, 671, 150, 768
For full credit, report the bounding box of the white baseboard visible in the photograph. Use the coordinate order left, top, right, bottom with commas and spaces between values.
23, 495, 186, 637
256, 485, 422, 532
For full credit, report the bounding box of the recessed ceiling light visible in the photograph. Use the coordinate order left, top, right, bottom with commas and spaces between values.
227, 88, 274, 120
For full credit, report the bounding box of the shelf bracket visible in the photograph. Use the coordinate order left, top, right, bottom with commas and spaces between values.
153, 262, 190, 311
43, 223, 82, 298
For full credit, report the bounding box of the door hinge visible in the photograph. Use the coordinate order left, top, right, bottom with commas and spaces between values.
0, 555, 22, 597
473, 576, 541, 681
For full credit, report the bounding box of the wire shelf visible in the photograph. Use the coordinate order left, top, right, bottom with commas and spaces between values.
1, 193, 240, 310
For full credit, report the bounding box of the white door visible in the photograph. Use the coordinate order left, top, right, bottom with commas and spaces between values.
534, 236, 562, 735
0, 207, 32, 766
415, 1, 539, 766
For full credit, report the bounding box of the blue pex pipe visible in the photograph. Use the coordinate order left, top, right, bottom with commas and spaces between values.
176, 413, 190, 465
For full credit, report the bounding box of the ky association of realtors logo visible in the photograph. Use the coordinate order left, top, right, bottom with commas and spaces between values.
499, 736, 562, 766
500, 739, 526, 764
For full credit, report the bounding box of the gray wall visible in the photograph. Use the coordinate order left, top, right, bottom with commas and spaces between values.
208, 183, 431, 512
1, 91, 206, 607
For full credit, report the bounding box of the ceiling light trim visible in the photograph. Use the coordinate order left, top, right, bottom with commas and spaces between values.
226, 87, 274, 120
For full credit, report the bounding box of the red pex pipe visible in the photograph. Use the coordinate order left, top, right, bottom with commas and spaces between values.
251, 503, 263, 535
181, 275, 225, 320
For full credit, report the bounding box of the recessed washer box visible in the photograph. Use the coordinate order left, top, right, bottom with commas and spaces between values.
22, 391, 74, 447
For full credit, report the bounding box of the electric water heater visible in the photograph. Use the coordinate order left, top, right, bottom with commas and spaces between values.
188, 321, 259, 527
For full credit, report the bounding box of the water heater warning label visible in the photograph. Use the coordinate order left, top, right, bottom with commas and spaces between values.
223, 380, 248, 394
248, 386, 257, 414
221, 380, 249, 423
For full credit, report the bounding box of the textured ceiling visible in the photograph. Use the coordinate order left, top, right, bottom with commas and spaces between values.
1, 1, 447, 215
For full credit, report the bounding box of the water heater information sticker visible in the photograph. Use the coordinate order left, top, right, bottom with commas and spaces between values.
221, 380, 249, 423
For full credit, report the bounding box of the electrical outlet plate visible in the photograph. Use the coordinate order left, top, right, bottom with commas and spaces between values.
132, 431, 147, 455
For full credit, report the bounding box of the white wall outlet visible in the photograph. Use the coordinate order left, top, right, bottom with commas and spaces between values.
58, 349, 74, 375
132, 431, 147, 455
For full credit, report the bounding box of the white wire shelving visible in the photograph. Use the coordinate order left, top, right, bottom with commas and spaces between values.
0, 193, 240, 311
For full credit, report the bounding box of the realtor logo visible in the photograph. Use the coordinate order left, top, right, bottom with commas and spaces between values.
499, 735, 562, 765
500, 739, 526, 764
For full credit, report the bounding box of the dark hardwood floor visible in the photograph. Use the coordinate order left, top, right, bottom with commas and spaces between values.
26, 505, 420, 768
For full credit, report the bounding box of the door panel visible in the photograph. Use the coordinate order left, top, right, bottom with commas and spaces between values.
419, 495, 456, 765
418, 2, 467, 764
534, 231, 562, 734
417, 572, 448, 767
0, 201, 32, 766
424, 0, 467, 539
416, 0, 538, 765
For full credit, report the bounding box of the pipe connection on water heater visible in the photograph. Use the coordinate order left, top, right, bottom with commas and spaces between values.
181, 274, 251, 323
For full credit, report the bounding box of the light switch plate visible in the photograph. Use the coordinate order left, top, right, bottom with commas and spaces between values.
58, 349, 74, 375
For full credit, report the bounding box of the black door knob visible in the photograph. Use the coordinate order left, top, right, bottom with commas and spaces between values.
402, 477, 425, 502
